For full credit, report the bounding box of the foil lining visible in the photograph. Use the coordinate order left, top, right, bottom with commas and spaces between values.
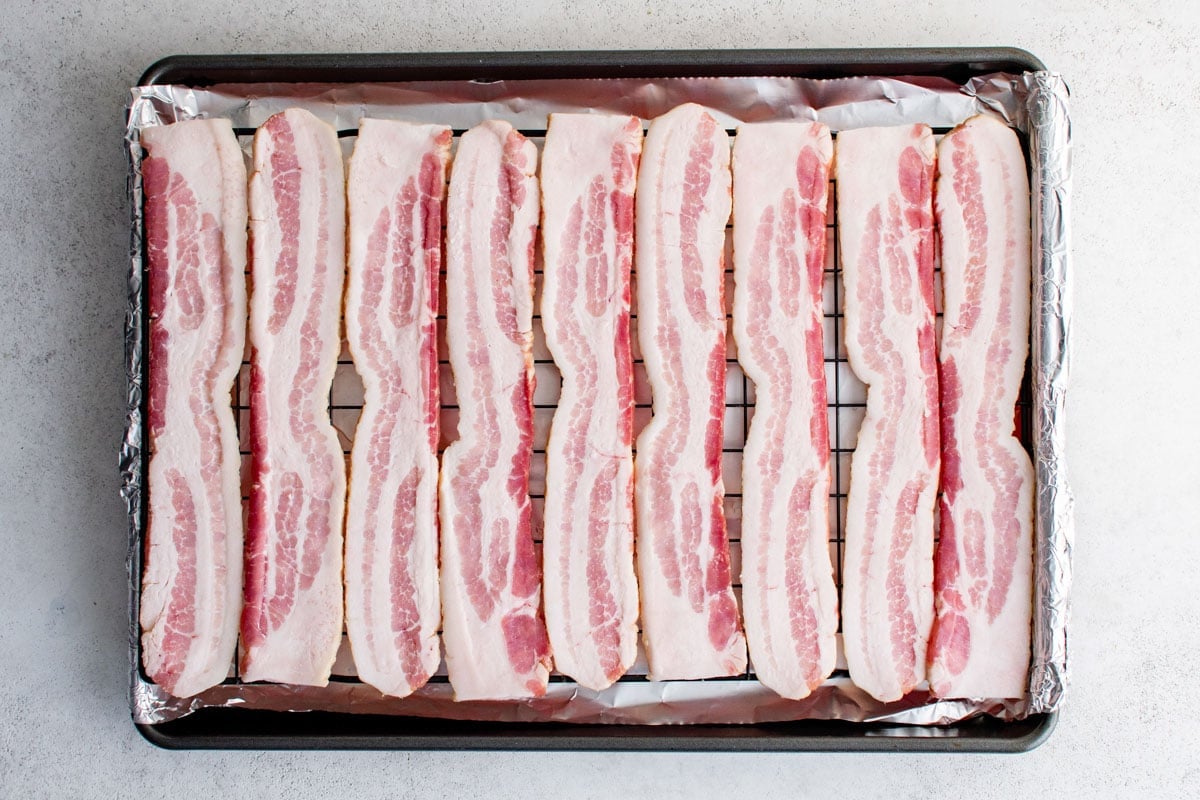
1022, 72, 1073, 715
123, 69, 1072, 728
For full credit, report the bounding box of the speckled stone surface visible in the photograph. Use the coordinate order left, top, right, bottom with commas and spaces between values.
2, 2, 1197, 796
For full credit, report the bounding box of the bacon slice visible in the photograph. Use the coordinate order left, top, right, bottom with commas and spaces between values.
343, 121, 450, 698
241, 109, 347, 686
440, 120, 550, 700
140, 119, 247, 698
732, 121, 837, 699
928, 115, 1034, 699
635, 103, 747, 680
539, 113, 642, 691
837, 124, 939, 703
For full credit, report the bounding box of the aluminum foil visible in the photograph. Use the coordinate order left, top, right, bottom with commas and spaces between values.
1022, 72, 1073, 715
123, 70, 1072, 727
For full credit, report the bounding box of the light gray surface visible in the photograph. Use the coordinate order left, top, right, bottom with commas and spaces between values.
1, 1, 1196, 797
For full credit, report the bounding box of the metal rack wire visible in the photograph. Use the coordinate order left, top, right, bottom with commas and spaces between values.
214, 125, 1032, 688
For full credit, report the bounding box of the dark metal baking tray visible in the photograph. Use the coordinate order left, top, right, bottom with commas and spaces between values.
129, 47, 1055, 752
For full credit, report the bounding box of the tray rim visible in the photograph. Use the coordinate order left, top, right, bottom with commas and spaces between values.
137, 47, 1046, 87
135, 708, 1057, 752
127, 46, 1056, 753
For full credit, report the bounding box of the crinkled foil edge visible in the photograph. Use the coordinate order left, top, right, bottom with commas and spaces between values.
124, 70, 1072, 727
1024, 72, 1073, 715
122, 122, 147, 724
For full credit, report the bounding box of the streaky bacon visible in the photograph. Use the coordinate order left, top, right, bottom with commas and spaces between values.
837, 124, 939, 703
140, 119, 247, 698
928, 114, 1034, 699
343, 120, 450, 698
634, 103, 747, 680
439, 120, 551, 700
241, 108, 347, 686
732, 121, 838, 699
539, 113, 642, 691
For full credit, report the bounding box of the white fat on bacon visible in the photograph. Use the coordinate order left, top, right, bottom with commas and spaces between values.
539, 113, 642, 691
928, 114, 1034, 700
241, 109, 347, 686
140, 119, 247, 698
440, 120, 551, 701
732, 121, 838, 700
634, 103, 747, 680
837, 124, 939, 703
344, 120, 450, 698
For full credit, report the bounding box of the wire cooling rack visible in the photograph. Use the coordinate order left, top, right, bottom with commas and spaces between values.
212, 125, 1032, 687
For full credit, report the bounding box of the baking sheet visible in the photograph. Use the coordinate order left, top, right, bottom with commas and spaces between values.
123, 69, 1072, 726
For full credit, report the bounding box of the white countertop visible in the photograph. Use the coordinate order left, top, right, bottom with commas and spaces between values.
2, 1, 1198, 797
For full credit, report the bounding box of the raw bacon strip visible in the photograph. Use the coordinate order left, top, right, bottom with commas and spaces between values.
344, 120, 450, 698
635, 103, 747, 680
732, 121, 837, 699
928, 115, 1034, 699
837, 124, 939, 703
540, 113, 641, 691
140, 119, 247, 698
241, 109, 347, 686
440, 120, 550, 700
